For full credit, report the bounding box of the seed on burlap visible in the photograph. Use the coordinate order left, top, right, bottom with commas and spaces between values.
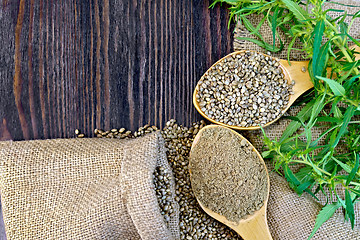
92, 119, 242, 239
196, 51, 292, 127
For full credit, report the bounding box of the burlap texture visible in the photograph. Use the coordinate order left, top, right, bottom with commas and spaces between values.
0, 132, 179, 240
234, 0, 360, 60
233, 0, 360, 237
268, 171, 360, 240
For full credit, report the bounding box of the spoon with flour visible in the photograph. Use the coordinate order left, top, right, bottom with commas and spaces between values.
193, 46, 360, 130
189, 125, 272, 240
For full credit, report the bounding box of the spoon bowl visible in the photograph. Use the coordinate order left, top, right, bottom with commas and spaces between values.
193, 51, 312, 130
194, 45, 360, 130
189, 125, 272, 240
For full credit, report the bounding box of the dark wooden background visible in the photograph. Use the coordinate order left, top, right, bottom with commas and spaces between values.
0, 0, 233, 141
0, 0, 233, 237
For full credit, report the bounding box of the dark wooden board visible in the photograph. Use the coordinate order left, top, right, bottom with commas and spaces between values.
0, 0, 233, 238
0, 0, 233, 141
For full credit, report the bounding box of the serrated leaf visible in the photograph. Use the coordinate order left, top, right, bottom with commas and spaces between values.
328, 1, 360, 8
332, 157, 353, 173
345, 189, 355, 228
331, 165, 338, 178
295, 166, 313, 180
262, 150, 272, 158
309, 158, 322, 176
305, 125, 313, 147
236, 37, 282, 52
284, 164, 300, 191
280, 0, 309, 22
309, 94, 326, 125
303, 145, 326, 155
279, 100, 314, 143
339, 62, 357, 84
350, 188, 360, 196
316, 116, 343, 123
316, 76, 346, 96
283, 116, 305, 125
315, 41, 331, 85
341, 61, 360, 72
347, 33, 360, 48
312, 20, 326, 78
297, 180, 314, 193
271, 6, 280, 49
249, 15, 267, 39
344, 75, 360, 91
332, 105, 356, 148
308, 202, 341, 240
324, 8, 345, 14
332, 105, 343, 119
346, 153, 359, 186
287, 36, 298, 62
328, 128, 339, 150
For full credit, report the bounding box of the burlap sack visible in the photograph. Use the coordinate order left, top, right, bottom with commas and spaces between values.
0, 132, 179, 240
233, 0, 360, 237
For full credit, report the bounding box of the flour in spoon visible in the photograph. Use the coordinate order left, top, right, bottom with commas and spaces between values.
189, 126, 268, 223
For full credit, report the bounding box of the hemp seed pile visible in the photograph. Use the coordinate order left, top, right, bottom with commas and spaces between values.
189, 126, 268, 223
195, 51, 293, 127
82, 120, 242, 239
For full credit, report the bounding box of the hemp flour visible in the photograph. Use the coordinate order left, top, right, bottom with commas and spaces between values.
189, 126, 268, 223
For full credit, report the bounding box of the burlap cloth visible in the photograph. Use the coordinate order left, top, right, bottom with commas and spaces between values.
234, 0, 360, 60
234, 0, 360, 238
0, 132, 179, 240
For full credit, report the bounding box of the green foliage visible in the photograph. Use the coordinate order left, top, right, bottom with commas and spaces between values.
308, 202, 342, 239
211, 0, 360, 238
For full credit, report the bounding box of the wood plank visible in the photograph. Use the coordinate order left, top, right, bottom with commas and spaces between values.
0, 0, 232, 141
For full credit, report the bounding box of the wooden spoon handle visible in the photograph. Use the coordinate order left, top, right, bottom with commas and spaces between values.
233, 206, 273, 240
279, 60, 313, 106
353, 45, 360, 61
280, 44, 360, 105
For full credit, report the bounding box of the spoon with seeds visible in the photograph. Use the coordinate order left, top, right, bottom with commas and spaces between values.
189, 125, 272, 240
193, 46, 360, 130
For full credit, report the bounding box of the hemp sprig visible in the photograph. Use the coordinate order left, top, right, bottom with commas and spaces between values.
211, 0, 360, 238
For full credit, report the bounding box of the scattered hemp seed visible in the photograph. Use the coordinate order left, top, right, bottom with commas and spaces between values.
88, 120, 241, 239
77, 133, 85, 138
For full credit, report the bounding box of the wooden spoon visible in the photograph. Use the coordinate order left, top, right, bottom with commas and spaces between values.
189, 125, 272, 240
193, 46, 360, 130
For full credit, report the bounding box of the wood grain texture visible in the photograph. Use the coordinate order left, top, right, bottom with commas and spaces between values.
0, 0, 232, 141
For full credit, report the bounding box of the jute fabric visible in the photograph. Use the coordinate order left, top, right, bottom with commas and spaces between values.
234, 0, 360, 60
0, 132, 179, 240
268, 171, 360, 239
